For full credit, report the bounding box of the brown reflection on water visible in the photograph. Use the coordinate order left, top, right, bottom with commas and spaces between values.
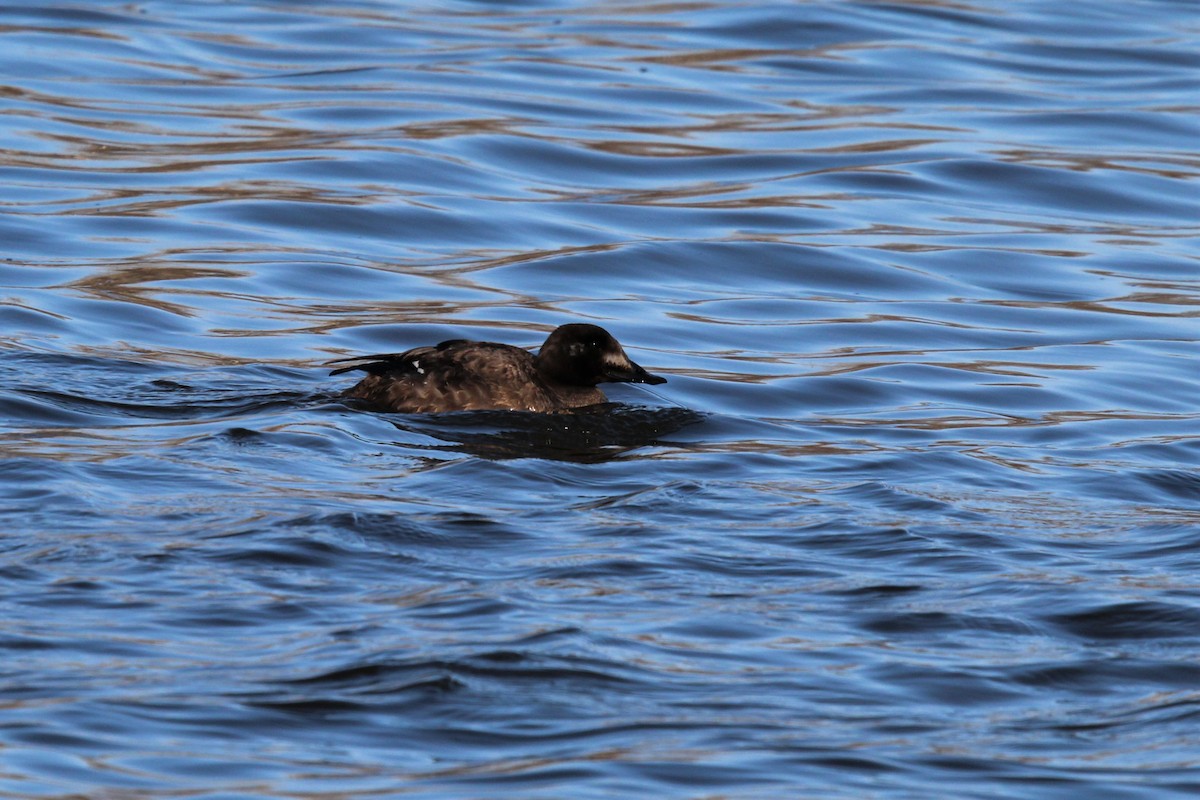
631, 42, 869, 72
817, 408, 1190, 432
402, 117, 534, 141
996, 148, 1200, 180
535, 183, 844, 209
39, 242, 646, 342
52, 182, 389, 218
937, 360, 1092, 378
586, 140, 738, 158
61, 263, 246, 316
983, 296, 1200, 319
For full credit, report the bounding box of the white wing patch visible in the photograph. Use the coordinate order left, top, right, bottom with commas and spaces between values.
412, 359, 425, 375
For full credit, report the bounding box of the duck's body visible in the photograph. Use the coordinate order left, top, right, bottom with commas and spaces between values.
330, 323, 665, 413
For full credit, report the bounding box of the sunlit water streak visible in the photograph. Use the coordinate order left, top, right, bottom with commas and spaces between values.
1, 1, 1198, 797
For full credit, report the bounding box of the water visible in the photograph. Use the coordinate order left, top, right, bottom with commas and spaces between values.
2, 0, 1198, 796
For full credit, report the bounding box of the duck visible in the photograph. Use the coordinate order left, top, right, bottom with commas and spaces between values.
329, 323, 666, 413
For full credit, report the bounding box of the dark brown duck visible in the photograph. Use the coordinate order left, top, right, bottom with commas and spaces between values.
330, 323, 666, 413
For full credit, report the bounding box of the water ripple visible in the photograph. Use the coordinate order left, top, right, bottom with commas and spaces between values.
1, 0, 1199, 797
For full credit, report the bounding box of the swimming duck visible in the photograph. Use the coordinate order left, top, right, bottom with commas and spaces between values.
330, 323, 666, 413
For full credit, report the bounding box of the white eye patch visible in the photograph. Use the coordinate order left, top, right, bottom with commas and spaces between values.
603, 354, 628, 369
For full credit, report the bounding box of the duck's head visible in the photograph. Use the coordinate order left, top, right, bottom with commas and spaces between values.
536, 323, 667, 388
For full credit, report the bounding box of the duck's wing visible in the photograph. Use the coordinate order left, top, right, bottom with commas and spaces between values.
326, 339, 532, 378
327, 342, 457, 377
332, 340, 554, 412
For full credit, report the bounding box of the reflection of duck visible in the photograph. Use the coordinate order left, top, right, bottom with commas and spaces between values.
400, 405, 706, 463
329, 323, 666, 413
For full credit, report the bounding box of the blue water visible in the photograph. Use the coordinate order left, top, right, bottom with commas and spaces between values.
2, 1, 1199, 797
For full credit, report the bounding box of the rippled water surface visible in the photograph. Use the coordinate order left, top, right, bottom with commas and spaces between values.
2, 0, 1199, 796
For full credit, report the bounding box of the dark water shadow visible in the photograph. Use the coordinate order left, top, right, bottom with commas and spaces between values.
368, 404, 707, 463
0, 352, 358, 435
18, 385, 314, 425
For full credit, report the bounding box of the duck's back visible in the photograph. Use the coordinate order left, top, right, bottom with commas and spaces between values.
334, 339, 592, 413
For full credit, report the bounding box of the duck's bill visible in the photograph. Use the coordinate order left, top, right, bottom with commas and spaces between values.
604, 360, 667, 385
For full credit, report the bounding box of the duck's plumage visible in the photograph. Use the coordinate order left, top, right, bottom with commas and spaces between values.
330, 323, 665, 413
